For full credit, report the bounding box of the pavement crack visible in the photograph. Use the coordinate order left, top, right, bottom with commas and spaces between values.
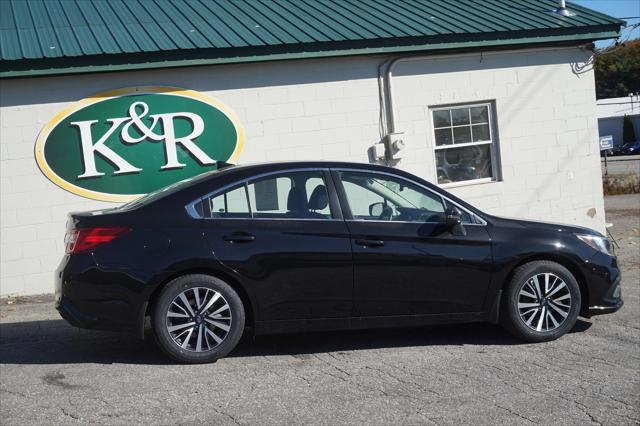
311, 353, 353, 378
365, 364, 441, 399
491, 401, 537, 424
60, 407, 81, 421
0, 388, 28, 398
211, 406, 241, 425
413, 407, 439, 425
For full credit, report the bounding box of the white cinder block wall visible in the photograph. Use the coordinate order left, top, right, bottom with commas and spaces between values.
0, 46, 604, 296
392, 47, 604, 228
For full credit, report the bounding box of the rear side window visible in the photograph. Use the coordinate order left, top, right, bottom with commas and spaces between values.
209, 185, 250, 218
204, 171, 332, 219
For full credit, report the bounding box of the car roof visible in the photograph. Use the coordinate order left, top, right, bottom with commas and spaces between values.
228, 160, 388, 169
219, 160, 400, 175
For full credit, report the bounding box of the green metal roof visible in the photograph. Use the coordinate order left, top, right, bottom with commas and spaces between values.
0, 0, 623, 78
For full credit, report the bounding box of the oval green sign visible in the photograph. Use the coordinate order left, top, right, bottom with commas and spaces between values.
35, 86, 244, 202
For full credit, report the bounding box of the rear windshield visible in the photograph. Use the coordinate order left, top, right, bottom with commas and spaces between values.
118, 170, 222, 210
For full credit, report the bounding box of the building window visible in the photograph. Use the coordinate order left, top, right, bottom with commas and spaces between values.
431, 103, 499, 185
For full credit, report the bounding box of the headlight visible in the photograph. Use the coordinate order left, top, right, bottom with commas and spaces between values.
576, 234, 614, 256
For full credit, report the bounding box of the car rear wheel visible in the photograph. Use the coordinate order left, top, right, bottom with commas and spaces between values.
501, 261, 581, 342
151, 274, 245, 363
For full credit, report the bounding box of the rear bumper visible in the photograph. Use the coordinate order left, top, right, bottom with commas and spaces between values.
56, 296, 98, 328
55, 254, 147, 334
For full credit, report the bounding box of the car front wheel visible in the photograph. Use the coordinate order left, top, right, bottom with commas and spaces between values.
502, 260, 581, 342
151, 274, 245, 363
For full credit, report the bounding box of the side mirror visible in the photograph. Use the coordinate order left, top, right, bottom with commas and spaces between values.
445, 207, 466, 236
445, 207, 462, 227
369, 202, 385, 217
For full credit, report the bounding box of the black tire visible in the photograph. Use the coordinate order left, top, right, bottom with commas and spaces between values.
501, 261, 581, 342
151, 274, 245, 363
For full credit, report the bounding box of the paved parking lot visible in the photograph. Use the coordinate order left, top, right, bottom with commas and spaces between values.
1, 195, 639, 425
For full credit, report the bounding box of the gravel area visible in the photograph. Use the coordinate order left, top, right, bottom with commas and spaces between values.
1, 195, 638, 425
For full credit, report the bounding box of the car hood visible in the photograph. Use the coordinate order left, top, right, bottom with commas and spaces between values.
488, 215, 603, 237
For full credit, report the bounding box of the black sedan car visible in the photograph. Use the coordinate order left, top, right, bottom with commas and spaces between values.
56, 161, 623, 363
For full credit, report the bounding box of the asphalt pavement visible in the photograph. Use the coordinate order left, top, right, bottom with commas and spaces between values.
1, 195, 639, 425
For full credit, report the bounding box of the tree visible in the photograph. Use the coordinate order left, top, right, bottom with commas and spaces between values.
623, 114, 637, 143
594, 39, 640, 99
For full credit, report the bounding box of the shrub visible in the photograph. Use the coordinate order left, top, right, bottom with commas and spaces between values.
603, 173, 640, 195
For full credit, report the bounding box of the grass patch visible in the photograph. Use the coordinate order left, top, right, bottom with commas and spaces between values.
603, 173, 640, 195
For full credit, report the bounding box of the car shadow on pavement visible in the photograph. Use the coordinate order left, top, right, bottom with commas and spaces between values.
0, 319, 592, 365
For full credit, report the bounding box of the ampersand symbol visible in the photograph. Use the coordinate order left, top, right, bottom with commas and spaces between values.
121, 102, 164, 144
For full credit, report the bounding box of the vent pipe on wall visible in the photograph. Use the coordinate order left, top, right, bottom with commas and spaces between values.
553, 0, 576, 17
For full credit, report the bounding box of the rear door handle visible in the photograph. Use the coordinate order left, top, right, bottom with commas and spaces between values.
355, 239, 385, 248
223, 233, 256, 243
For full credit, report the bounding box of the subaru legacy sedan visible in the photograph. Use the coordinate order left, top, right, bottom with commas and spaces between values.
56, 161, 623, 363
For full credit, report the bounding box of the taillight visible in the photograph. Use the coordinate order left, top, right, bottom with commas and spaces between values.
65, 227, 130, 254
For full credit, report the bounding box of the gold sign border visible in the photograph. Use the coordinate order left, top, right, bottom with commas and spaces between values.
35, 86, 245, 202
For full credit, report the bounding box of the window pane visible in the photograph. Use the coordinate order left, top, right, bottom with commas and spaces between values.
453, 126, 471, 144
342, 181, 385, 219
306, 177, 331, 217
472, 124, 490, 142
432, 109, 451, 127
451, 108, 470, 126
248, 177, 291, 214
435, 144, 493, 184
434, 128, 453, 146
247, 171, 331, 219
210, 186, 250, 218
340, 172, 445, 223
470, 106, 489, 124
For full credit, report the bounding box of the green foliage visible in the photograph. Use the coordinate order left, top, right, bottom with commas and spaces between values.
594, 39, 640, 100
623, 115, 637, 143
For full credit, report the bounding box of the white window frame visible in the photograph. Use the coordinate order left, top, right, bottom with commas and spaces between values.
430, 102, 501, 188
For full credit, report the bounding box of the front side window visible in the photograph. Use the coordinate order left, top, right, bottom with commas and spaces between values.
339, 171, 446, 223
206, 170, 332, 219
431, 103, 499, 185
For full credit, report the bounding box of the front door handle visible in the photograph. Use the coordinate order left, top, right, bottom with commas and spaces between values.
223, 233, 256, 243
355, 239, 385, 248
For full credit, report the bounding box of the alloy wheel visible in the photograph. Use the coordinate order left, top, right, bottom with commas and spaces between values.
517, 273, 572, 332
165, 287, 232, 352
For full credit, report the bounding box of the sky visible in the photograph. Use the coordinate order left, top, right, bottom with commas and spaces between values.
572, 0, 640, 47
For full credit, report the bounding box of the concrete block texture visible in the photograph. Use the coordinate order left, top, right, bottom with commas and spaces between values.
392, 46, 604, 235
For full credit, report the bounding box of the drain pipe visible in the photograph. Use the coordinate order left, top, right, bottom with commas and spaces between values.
379, 52, 481, 165
383, 51, 482, 135
382, 45, 586, 137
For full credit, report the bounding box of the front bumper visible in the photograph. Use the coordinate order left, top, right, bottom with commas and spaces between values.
582, 251, 624, 318
587, 275, 623, 317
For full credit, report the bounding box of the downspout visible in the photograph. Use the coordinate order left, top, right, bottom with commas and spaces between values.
379, 45, 589, 164
383, 56, 402, 135
382, 51, 483, 136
